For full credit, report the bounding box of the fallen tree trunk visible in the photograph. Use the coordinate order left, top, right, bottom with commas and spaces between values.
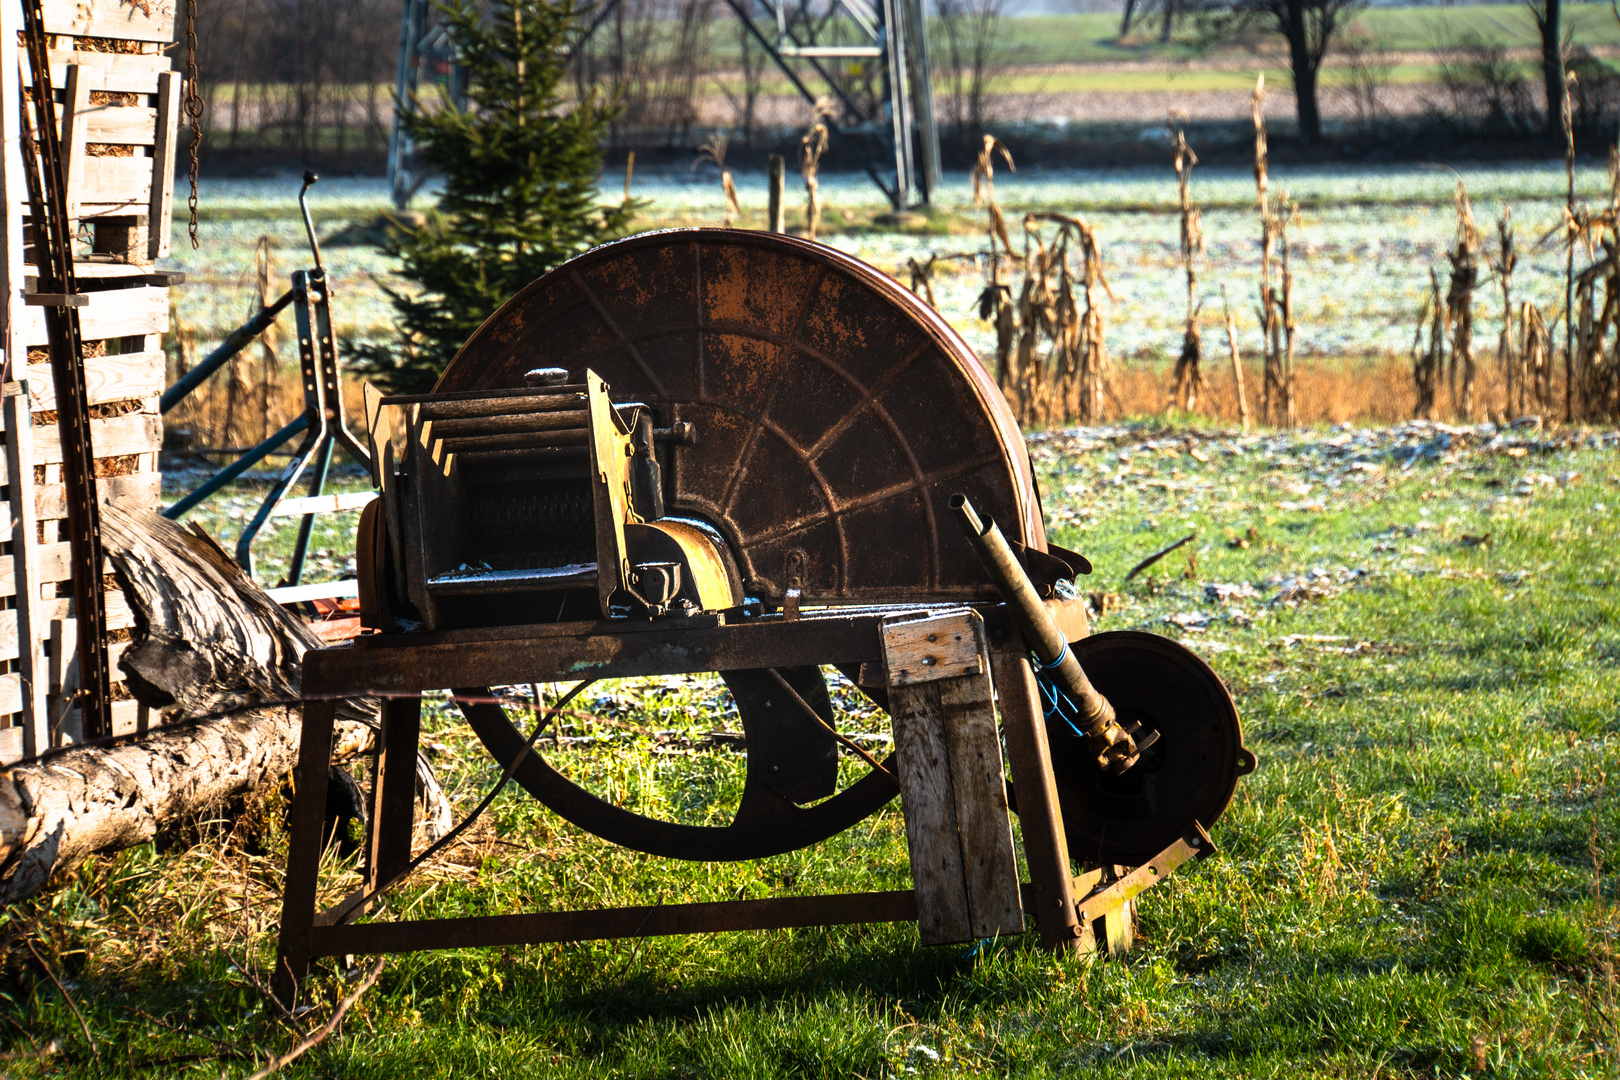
0, 501, 449, 903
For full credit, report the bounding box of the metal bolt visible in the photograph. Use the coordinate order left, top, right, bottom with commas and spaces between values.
921, 656, 936, 667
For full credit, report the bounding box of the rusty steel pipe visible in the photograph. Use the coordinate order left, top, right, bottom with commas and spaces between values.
951, 494, 1140, 770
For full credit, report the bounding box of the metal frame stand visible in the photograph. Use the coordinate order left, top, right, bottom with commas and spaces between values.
273, 604, 1206, 1005
161, 173, 371, 587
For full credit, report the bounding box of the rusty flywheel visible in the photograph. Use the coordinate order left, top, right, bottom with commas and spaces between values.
436, 228, 1046, 605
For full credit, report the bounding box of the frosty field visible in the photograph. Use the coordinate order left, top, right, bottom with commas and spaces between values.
161, 162, 1616, 377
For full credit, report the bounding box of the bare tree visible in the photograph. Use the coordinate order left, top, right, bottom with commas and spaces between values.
934, 0, 1007, 145
1527, 0, 1565, 139
1194, 0, 1365, 144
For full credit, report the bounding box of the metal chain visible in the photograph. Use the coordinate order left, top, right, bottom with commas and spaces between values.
183, 0, 203, 248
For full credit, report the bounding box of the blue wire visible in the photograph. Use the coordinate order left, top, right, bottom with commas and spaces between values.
1030, 651, 1088, 739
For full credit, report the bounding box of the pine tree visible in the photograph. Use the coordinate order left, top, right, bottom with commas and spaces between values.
362, 0, 635, 392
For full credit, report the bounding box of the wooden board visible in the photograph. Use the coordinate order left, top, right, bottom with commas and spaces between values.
887, 679, 972, 945
43, 0, 176, 43
35, 470, 160, 523
20, 285, 167, 345
27, 411, 161, 466
882, 609, 983, 686
34, 47, 170, 96
25, 351, 165, 410
74, 154, 153, 208
54, 102, 159, 145
937, 674, 1024, 939
882, 609, 1024, 946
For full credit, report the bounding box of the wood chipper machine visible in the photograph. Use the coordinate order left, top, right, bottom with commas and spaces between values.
274, 230, 1256, 999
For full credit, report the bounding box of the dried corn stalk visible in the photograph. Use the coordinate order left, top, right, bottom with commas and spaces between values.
1412, 268, 1443, 419
1488, 207, 1520, 417
1445, 181, 1481, 420
972, 135, 1019, 399
1252, 76, 1295, 427
800, 103, 832, 240
1221, 285, 1250, 430
696, 134, 743, 229
1169, 114, 1205, 413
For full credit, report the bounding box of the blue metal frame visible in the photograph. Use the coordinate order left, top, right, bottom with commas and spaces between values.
162, 173, 373, 588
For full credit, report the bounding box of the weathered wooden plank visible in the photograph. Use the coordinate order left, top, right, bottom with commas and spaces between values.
35, 47, 170, 95
54, 102, 158, 145
0, 541, 72, 595
271, 492, 376, 518
882, 609, 983, 686
22, 285, 167, 345
42, 587, 133, 632
25, 351, 164, 411
0, 609, 20, 664
937, 672, 1024, 940
148, 71, 178, 259
4, 386, 47, 756
0, 674, 24, 716
35, 470, 161, 523
0, 725, 19, 764
887, 678, 972, 946
42, 0, 176, 43
61, 66, 91, 227
29, 412, 161, 466
75, 154, 152, 208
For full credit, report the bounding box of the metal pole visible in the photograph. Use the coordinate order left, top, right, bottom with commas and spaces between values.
768, 155, 785, 232
159, 289, 295, 414
905, 0, 941, 205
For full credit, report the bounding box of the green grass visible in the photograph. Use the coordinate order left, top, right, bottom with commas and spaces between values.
5, 421, 1619, 1077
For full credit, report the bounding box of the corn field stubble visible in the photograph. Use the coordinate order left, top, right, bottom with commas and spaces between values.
5, 423, 1616, 1077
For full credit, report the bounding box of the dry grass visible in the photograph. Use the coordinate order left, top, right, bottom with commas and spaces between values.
1109, 351, 1565, 426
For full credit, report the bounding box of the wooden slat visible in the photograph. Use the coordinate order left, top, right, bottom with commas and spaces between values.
149, 71, 178, 259
54, 102, 159, 145
61, 65, 91, 227
35, 470, 161, 524
937, 672, 1024, 940
0, 541, 71, 595
23, 285, 167, 345
51, 697, 145, 746
4, 386, 47, 755
25, 351, 164, 411
74, 154, 152, 209
0, 673, 22, 716
29, 412, 161, 466
43, 587, 133, 632
42, 0, 176, 43
272, 492, 377, 518
34, 48, 170, 96
887, 678, 972, 945
882, 609, 982, 686
883, 609, 1023, 946
0, 609, 20, 663
0, 726, 20, 765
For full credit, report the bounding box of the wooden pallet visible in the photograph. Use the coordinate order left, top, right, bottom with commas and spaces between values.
0, 0, 177, 762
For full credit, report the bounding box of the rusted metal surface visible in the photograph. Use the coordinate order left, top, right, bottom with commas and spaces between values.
952, 495, 1145, 771
307, 890, 922, 958
1049, 632, 1255, 867
1073, 824, 1214, 928
436, 230, 1045, 606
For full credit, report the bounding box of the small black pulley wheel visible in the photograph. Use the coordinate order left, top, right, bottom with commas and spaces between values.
1045, 631, 1256, 867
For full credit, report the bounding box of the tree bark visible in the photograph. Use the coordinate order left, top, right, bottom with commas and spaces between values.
1285, 0, 1322, 144
1538, 0, 1564, 138
0, 501, 448, 903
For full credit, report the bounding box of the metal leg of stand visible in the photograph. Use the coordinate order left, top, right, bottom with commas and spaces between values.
285, 435, 335, 587
993, 651, 1081, 953
274, 697, 337, 1008
366, 694, 421, 898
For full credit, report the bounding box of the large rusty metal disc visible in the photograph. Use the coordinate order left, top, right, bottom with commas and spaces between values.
437, 229, 1045, 605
